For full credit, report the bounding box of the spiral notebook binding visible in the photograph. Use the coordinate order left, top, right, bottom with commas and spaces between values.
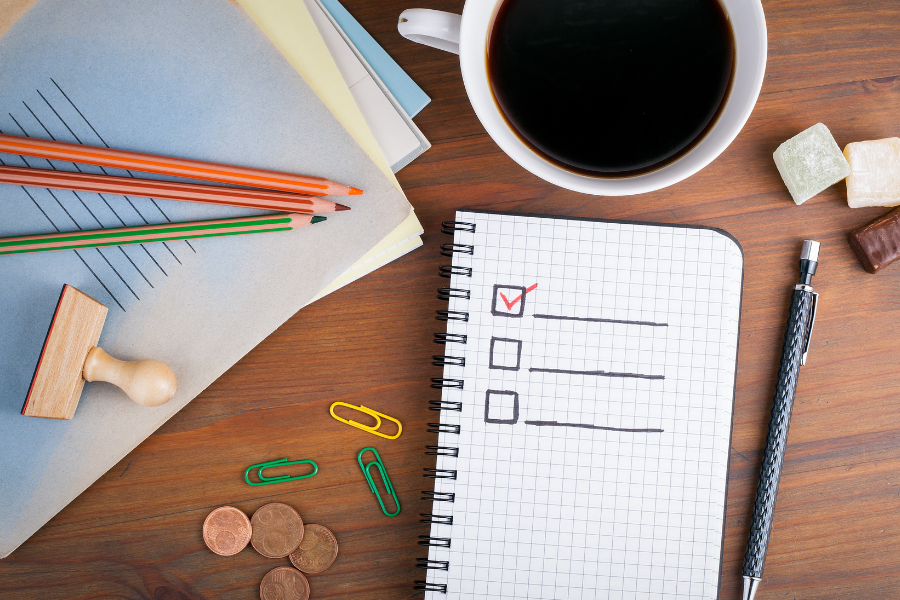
424, 468, 458, 479
441, 220, 476, 234
418, 536, 452, 548
432, 355, 465, 367
414, 581, 448, 593
440, 243, 474, 257
420, 513, 454, 525
428, 400, 462, 412
433, 333, 466, 345
436, 310, 469, 322
440, 265, 472, 278
421, 490, 455, 502
420, 220, 475, 594
430, 378, 464, 390
417, 559, 451, 570
427, 423, 460, 434
437, 288, 469, 300
426, 445, 459, 456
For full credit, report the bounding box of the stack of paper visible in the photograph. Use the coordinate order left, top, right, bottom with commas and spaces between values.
0, 0, 424, 557
238, 0, 429, 300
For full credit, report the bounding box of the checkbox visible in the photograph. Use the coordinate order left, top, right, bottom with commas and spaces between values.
484, 390, 519, 424
489, 337, 522, 371
491, 284, 527, 318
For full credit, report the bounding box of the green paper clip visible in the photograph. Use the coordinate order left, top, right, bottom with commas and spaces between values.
357, 447, 401, 517
244, 458, 318, 486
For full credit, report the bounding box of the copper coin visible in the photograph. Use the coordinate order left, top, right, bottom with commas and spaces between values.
203, 506, 252, 556
259, 566, 309, 600
288, 524, 338, 574
250, 503, 304, 558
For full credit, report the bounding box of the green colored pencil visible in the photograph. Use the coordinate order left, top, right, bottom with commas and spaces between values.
0, 213, 325, 255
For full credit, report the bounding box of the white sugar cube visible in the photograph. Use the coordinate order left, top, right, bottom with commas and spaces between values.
773, 123, 850, 205
844, 138, 900, 208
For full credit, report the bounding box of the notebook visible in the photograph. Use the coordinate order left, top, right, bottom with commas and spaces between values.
419, 210, 744, 599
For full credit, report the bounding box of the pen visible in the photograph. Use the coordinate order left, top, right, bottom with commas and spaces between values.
742, 240, 820, 600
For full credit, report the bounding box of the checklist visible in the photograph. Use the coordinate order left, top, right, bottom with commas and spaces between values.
422, 210, 744, 599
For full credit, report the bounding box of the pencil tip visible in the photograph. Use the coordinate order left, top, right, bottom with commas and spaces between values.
349, 187, 363, 195
334, 203, 351, 211
311, 216, 327, 224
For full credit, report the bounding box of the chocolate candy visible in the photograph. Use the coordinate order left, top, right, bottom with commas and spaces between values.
848, 206, 900, 273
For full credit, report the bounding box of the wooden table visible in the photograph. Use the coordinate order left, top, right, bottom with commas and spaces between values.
3, 0, 900, 598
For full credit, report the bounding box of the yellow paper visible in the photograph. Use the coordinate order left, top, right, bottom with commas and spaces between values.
237, 0, 424, 292
237, 0, 399, 188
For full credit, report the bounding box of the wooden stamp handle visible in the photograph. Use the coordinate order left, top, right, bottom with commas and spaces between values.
82, 347, 177, 407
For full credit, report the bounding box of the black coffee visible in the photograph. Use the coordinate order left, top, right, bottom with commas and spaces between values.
487, 0, 734, 176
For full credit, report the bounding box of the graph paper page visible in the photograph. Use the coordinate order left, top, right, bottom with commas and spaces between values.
425, 210, 743, 600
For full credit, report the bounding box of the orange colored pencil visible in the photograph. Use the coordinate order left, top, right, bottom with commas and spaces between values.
0, 133, 362, 196
0, 165, 350, 214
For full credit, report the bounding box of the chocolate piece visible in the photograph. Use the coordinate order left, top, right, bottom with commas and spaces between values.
848, 206, 900, 273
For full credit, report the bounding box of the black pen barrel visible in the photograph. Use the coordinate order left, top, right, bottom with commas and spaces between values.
742, 287, 816, 578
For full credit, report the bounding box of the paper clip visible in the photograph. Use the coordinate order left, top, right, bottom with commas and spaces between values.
244, 458, 318, 486
330, 402, 402, 440
357, 447, 401, 517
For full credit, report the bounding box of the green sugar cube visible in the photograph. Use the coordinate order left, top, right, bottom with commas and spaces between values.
773, 123, 850, 205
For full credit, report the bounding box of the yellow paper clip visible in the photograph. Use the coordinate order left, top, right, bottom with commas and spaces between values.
330, 402, 402, 439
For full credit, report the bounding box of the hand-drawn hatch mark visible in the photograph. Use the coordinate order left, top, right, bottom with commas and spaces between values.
489, 337, 523, 371
484, 390, 519, 425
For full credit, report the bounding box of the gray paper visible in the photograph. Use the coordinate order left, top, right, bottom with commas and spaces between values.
0, 0, 410, 557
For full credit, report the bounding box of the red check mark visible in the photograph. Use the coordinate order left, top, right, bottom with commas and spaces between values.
499, 283, 538, 310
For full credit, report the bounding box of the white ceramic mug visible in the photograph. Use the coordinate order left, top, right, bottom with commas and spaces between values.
399, 2, 767, 196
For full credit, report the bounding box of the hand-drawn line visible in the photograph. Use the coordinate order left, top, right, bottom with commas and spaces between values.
39, 86, 180, 267
34, 89, 165, 279
488, 336, 523, 371
529, 367, 664, 380
525, 420, 664, 433
0, 126, 125, 311
484, 390, 519, 424
499, 282, 538, 311
20, 103, 151, 292
51, 78, 195, 256
8, 113, 139, 301
533, 314, 668, 327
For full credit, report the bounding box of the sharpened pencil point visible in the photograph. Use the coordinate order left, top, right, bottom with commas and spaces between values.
349, 187, 363, 195
334, 203, 351, 211
311, 216, 327, 224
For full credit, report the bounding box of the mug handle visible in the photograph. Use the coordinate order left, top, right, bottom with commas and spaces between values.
398, 9, 461, 55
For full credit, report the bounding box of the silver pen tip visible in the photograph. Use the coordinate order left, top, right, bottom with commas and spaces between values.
801, 239, 820, 262
743, 576, 761, 600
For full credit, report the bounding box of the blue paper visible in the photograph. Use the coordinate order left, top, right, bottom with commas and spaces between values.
319, 0, 431, 118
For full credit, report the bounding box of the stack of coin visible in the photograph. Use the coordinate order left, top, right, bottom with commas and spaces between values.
202, 503, 340, 599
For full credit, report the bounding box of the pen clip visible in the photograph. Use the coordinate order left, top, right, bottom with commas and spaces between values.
801, 292, 818, 366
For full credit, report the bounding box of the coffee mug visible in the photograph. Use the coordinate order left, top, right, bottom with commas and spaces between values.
399, 1, 767, 196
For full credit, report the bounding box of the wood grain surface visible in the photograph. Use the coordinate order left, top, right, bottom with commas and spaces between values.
3, 0, 900, 598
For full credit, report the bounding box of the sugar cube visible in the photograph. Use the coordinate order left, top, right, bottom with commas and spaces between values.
773, 123, 850, 205
843, 138, 900, 208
